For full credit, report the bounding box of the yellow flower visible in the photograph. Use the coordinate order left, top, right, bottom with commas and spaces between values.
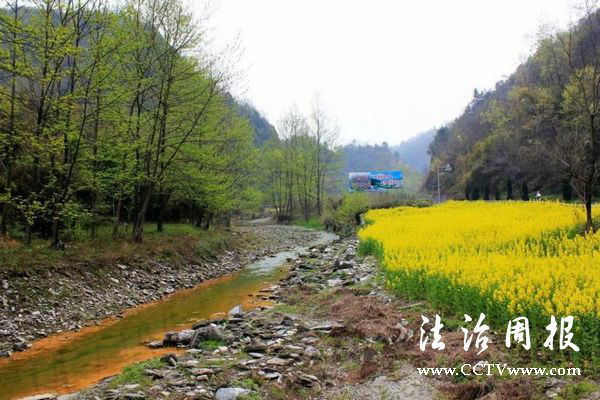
359, 201, 600, 318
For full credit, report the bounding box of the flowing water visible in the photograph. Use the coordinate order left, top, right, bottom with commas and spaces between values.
0, 229, 337, 400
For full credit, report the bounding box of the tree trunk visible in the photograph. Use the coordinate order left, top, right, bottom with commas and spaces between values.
25, 223, 32, 246
132, 186, 152, 242
1, 204, 10, 239
112, 197, 123, 239
156, 192, 170, 232
203, 212, 212, 230
585, 191, 593, 232
195, 208, 205, 228
2, 2, 18, 239
586, 114, 597, 232
50, 219, 60, 248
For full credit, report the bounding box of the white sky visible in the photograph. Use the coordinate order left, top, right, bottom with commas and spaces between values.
206, 1, 574, 145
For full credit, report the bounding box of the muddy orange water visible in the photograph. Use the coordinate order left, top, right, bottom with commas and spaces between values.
0, 230, 337, 399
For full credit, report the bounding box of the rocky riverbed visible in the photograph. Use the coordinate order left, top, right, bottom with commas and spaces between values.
12, 232, 597, 400
0, 226, 320, 358
54, 237, 441, 400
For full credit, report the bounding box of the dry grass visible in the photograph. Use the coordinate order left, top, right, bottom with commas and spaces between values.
0, 224, 238, 274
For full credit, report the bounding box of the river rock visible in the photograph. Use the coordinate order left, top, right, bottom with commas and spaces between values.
304, 345, 321, 358
311, 322, 344, 331
190, 368, 214, 376
215, 387, 253, 400
163, 331, 179, 345
160, 353, 178, 367
333, 260, 353, 270
266, 357, 289, 366
13, 339, 31, 351
262, 371, 281, 380
205, 324, 232, 342
244, 340, 267, 352
123, 394, 146, 400
18, 394, 58, 400
228, 305, 243, 317
144, 369, 165, 379
147, 340, 163, 349
163, 330, 194, 345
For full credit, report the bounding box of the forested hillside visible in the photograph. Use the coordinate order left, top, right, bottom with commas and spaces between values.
0, 1, 277, 245
427, 5, 600, 228
225, 94, 278, 146
391, 128, 435, 173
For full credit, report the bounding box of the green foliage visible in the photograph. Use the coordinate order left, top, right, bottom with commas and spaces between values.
261, 103, 339, 222
198, 339, 225, 350
109, 358, 166, 389
194, 232, 232, 259
357, 237, 383, 259
0, 0, 265, 246
0, 224, 234, 272
558, 382, 599, 400
292, 216, 323, 230
426, 5, 600, 227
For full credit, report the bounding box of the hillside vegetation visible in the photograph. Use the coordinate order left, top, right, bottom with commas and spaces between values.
427, 4, 600, 229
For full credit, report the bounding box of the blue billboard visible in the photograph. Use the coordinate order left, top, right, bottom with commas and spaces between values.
349, 170, 404, 192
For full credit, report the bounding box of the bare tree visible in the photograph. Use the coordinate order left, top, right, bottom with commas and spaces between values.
537, 0, 600, 231
310, 96, 338, 216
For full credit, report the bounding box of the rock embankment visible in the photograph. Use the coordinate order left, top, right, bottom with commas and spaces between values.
73, 237, 435, 400
0, 226, 319, 358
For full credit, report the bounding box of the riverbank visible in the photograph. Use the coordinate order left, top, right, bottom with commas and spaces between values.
67, 236, 437, 400
0, 225, 320, 359
66, 236, 600, 400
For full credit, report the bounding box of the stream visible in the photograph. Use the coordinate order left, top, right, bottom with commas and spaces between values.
0, 228, 337, 400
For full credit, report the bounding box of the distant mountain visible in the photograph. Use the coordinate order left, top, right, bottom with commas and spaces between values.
224, 94, 278, 146
391, 129, 435, 173
236, 102, 278, 146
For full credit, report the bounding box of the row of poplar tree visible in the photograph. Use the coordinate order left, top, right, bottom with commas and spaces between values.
0, 0, 259, 245
262, 102, 340, 222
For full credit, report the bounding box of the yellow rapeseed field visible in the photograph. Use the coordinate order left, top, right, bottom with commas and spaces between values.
359, 201, 600, 319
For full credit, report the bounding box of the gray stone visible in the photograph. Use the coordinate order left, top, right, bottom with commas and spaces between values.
266, 357, 289, 366
304, 345, 321, 358
263, 371, 281, 380
205, 324, 232, 342
147, 340, 163, 349
17, 394, 57, 400
228, 305, 243, 317
311, 322, 344, 331
177, 330, 195, 345
215, 387, 252, 400
123, 394, 146, 400
244, 340, 267, 352
190, 368, 214, 376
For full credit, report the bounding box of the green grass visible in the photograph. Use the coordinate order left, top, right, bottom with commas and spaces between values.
558, 381, 599, 399
357, 237, 384, 258
292, 216, 323, 230
108, 358, 166, 389
0, 223, 235, 273
198, 339, 226, 350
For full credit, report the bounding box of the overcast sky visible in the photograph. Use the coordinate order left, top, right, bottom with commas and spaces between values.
207, 1, 574, 145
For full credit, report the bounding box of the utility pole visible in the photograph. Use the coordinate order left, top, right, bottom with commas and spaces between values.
437, 164, 452, 204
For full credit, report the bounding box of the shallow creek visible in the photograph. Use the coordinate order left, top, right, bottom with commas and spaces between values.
0, 230, 337, 399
